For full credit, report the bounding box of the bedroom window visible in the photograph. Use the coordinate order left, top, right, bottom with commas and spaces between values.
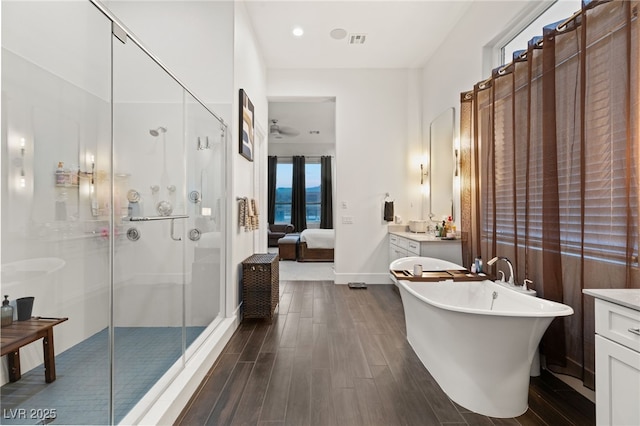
275, 163, 292, 223
274, 160, 321, 225
305, 162, 321, 225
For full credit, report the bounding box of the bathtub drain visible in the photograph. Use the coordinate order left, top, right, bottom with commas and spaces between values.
490, 291, 498, 310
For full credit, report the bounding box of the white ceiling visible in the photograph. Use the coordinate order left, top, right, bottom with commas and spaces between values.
268, 98, 336, 145
244, 1, 473, 69
245, 1, 474, 146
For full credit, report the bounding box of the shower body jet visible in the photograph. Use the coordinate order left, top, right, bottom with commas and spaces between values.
149, 127, 167, 137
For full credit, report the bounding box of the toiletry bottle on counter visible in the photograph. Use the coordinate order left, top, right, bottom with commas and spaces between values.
1, 295, 14, 327
475, 256, 483, 273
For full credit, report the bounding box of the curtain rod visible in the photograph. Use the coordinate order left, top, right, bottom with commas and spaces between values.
487, 7, 584, 85
271, 155, 333, 160
556, 7, 584, 32
472, 3, 621, 95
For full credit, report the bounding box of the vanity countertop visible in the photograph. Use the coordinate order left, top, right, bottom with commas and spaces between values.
583, 289, 640, 312
389, 231, 459, 242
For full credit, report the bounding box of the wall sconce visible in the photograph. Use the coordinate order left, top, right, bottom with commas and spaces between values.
19, 138, 26, 188
79, 154, 96, 194
454, 149, 459, 177
420, 163, 429, 185
80, 155, 95, 183
89, 155, 95, 185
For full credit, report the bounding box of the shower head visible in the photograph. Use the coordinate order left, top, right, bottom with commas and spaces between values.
150, 127, 167, 137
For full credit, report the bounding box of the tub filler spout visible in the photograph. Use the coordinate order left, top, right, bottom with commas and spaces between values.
487, 256, 515, 285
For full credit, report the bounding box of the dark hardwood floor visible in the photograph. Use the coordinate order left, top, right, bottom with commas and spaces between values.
176, 281, 595, 426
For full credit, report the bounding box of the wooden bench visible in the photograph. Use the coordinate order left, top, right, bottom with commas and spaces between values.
1, 317, 68, 383
278, 234, 299, 260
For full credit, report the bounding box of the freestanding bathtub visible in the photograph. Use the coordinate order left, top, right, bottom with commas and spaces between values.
396, 269, 573, 418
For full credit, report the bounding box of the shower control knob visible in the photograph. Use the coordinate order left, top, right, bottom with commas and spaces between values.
189, 228, 201, 241
189, 191, 201, 203
127, 227, 141, 241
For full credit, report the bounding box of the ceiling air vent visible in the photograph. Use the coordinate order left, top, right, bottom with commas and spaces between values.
348, 33, 367, 45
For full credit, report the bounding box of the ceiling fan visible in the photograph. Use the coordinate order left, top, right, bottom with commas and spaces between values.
269, 119, 299, 139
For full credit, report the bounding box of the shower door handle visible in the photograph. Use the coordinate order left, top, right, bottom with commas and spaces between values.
170, 218, 183, 241
127, 215, 189, 221
125, 215, 189, 241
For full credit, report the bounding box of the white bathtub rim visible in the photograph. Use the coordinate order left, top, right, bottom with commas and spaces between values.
390, 256, 464, 271
397, 279, 574, 318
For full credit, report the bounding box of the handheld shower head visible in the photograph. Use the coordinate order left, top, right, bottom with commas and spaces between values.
150, 127, 167, 137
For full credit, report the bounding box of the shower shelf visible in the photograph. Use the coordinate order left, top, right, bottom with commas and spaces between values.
126, 215, 189, 222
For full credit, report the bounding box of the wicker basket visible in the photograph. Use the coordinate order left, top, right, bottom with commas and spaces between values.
242, 253, 279, 320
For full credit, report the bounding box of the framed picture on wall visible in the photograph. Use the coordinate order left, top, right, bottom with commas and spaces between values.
239, 89, 254, 162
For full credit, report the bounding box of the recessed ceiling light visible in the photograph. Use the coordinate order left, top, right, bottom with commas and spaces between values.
292, 27, 304, 37
330, 28, 347, 40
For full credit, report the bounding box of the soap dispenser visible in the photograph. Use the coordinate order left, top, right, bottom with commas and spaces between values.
1, 295, 14, 327
55, 162, 65, 185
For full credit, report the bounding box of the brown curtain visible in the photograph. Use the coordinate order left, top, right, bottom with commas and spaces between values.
460, 0, 639, 389
291, 155, 307, 232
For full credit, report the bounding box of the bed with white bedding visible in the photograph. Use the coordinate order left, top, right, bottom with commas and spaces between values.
298, 229, 334, 262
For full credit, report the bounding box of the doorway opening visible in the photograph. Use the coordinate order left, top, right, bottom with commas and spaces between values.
267, 97, 336, 281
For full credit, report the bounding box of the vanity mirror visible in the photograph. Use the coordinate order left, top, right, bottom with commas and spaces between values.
428, 107, 455, 221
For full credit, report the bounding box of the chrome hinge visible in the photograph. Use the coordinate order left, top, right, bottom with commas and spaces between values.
112, 22, 127, 44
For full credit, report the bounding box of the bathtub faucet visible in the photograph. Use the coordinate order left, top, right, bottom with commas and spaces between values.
487, 256, 515, 285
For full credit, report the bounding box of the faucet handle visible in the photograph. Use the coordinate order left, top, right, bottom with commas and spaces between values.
523, 279, 533, 291
497, 270, 506, 282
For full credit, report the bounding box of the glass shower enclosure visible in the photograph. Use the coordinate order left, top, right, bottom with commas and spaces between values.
1, 1, 226, 424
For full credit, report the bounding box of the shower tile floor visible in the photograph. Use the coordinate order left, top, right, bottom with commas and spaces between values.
0, 326, 204, 425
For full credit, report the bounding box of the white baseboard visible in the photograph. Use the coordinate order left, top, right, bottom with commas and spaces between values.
334, 272, 393, 285
133, 314, 239, 425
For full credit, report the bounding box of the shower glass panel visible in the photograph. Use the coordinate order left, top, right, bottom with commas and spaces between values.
185, 95, 225, 340
1, 1, 112, 424
2, 1, 227, 423
111, 29, 187, 423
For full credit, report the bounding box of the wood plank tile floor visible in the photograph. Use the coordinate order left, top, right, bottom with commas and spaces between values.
176, 281, 595, 426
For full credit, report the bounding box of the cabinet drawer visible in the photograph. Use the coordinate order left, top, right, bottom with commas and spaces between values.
595, 299, 640, 352
392, 236, 408, 250
390, 247, 408, 258
396, 236, 409, 250
407, 240, 420, 255
389, 234, 399, 246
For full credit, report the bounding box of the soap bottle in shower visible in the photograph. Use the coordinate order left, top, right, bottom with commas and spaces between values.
1, 295, 14, 327
55, 162, 65, 186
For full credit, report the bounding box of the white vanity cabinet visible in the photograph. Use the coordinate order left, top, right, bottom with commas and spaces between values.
389, 234, 420, 261
388, 232, 462, 265
583, 289, 640, 426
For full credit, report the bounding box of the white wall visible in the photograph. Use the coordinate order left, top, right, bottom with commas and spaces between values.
268, 68, 421, 283
231, 1, 269, 310
421, 1, 548, 224
102, 0, 234, 111
269, 143, 335, 157
266, 2, 539, 283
